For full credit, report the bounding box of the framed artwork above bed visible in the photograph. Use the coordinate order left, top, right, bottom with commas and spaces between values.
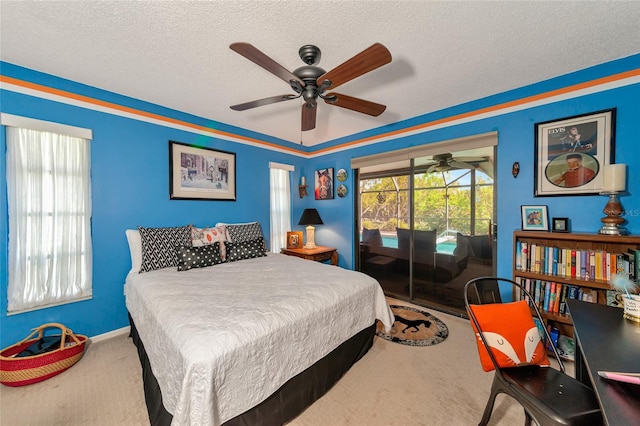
169, 141, 236, 201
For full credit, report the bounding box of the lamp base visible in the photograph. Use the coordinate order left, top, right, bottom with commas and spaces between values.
598, 193, 628, 236
304, 225, 317, 249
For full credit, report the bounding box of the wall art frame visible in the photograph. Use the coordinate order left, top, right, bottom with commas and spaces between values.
521, 205, 549, 231
314, 168, 334, 200
169, 141, 236, 201
534, 108, 615, 197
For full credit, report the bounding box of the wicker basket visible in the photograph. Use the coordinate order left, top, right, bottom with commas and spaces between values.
0, 323, 88, 387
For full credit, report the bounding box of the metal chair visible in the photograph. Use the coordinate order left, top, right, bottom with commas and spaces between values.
464, 277, 603, 426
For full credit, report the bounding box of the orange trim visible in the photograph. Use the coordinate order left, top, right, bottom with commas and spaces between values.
313, 68, 640, 155
0, 75, 304, 155
3, 68, 638, 157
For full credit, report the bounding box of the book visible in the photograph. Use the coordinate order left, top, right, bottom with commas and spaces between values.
533, 317, 546, 346
543, 281, 551, 312
628, 248, 640, 281
588, 251, 595, 281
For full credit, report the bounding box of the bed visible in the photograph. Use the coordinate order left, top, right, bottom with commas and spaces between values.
124, 224, 394, 426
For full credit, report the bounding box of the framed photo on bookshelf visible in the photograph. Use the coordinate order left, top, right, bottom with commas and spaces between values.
521, 205, 549, 231
552, 217, 569, 233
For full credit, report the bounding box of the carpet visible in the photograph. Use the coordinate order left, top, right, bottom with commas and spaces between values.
376, 305, 449, 346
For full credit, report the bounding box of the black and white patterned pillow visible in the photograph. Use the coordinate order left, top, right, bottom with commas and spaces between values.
225, 237, 267, 262
138, 225, 192, 272
176, 242, 223, 271
225, 222, 264, 243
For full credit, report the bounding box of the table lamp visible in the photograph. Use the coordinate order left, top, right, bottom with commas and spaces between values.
298, 208, 323, 249
598, 163, 628, 235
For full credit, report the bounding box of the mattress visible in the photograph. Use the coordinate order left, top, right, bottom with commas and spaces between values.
124, 253, 393, 425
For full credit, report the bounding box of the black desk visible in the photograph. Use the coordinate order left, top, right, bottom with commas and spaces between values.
567, 299, 640, 425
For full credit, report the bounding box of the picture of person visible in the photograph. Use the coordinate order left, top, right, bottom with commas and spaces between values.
560, 126, 593, 152
545, 120, 598, 160
315, 168, 334, 200
551, 153, 598, 188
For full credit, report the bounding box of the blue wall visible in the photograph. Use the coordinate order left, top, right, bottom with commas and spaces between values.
2, 54, 639, 347
0, 63, 306, 347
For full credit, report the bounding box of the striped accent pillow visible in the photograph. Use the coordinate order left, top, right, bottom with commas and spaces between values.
138, 225, 192, 272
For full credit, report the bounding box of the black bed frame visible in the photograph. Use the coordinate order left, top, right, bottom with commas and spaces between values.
129, 314, 375, 426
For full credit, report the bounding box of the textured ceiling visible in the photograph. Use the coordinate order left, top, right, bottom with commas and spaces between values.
1, 1, 639, 147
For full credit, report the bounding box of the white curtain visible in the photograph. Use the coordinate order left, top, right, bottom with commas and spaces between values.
269, 163, 294, 253
6, 127, 92, 313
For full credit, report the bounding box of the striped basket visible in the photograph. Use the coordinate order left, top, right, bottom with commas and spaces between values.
0, 323, 88, 387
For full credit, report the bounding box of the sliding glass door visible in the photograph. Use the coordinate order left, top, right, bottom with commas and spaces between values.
357, 146, 495, 317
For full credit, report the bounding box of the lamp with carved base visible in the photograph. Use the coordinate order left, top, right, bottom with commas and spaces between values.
598, 164, 628, 236
298, 208, 323, 249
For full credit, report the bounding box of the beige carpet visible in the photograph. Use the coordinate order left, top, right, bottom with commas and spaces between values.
1, 298, 570, 425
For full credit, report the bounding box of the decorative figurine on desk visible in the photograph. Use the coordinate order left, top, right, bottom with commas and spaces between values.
611, 275, 640, 323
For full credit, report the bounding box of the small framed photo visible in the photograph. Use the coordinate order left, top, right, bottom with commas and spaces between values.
286, 231, 303, 249
314, 168, 334, 200
521, 205, 549, 231
552, 217, 570, 233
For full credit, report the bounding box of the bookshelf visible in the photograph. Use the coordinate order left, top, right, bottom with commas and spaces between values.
512, 231, 640, 341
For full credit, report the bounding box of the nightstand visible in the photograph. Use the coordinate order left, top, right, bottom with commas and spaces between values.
280, 246, 338, 266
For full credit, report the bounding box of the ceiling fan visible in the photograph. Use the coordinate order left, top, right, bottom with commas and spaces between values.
425, 153, 490, 173
229, 42, 392, 132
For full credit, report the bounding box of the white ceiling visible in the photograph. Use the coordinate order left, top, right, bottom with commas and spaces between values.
1, 1, 639, 147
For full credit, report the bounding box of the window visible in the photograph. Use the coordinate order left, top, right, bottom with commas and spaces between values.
4, 115, 92, 313
269, 162, 294, 253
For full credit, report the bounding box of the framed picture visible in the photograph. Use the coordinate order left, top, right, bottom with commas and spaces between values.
169, 141, 236, 201
534, 109, 615, 196
521, 205, 549, 231
314, 168, 334, 200
286, 231, 303, 249
552, 217, 570, 233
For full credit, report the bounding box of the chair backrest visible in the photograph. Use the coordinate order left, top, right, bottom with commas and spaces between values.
464, 276, 564, 373
396, 228, 436, 252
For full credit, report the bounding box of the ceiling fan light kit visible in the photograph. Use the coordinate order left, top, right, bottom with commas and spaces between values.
229, 42, 392, 133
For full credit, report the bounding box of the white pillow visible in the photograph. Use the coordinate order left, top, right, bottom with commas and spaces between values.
125, 229, 143, 273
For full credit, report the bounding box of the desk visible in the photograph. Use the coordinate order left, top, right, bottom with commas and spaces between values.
280, 246, 338, 266
567, 299, 640, 425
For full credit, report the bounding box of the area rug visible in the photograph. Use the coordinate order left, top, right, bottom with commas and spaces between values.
376, 305, 449, 346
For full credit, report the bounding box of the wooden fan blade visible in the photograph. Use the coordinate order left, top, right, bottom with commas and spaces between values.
301, 103, 317, 131
230, 94, 297, 111
324, 92, 386, 116
230, 42, 304, 86
317, 43, 391, 90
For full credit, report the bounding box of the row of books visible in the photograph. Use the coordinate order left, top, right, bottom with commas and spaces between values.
515, 241, 640, 282
514, 278, 598, 316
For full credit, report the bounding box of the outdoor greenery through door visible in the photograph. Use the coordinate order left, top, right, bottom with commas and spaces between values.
357, 148, 495, 316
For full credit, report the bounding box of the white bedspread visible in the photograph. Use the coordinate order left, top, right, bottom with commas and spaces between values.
125, 253, 393, 426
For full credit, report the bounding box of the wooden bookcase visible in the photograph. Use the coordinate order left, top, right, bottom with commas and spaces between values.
512, 231, 640, 339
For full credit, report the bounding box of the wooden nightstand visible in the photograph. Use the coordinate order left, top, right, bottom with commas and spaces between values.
280, 246, 338, 266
